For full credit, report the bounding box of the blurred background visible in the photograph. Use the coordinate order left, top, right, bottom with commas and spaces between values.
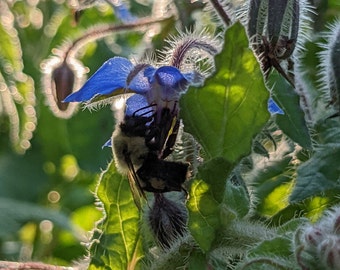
0, 0, 338, 266
0, 0, 200, 265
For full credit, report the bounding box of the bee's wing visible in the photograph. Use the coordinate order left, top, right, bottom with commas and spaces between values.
124, 154, 146, 210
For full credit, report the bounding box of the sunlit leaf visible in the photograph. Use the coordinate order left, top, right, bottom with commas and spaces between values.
187, 179, 220, 252
180, 22, 270, 163
89, 161, 143, 270
187, 158, 233, 252
255, 160, 294, 216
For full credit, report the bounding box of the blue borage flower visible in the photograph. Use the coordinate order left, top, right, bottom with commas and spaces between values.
65, 31, 220, 156
64, 57, 202, 121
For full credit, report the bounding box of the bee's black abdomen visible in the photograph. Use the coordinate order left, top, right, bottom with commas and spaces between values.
137, 153, 188, 193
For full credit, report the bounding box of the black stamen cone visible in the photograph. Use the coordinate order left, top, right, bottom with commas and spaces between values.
148, 193, 188, 249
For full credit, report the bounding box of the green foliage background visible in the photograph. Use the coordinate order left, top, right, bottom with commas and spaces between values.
0, 0, 340, 268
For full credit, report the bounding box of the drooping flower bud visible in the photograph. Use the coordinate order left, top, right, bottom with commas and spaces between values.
52, 61, 75, 111
41, 56, 86, 118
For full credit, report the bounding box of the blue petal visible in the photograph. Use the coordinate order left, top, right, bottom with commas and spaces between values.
127, 64, 152, 94
153, 66, 188, 88
64, 57, 134, 102
144, 66, 157, 83
144, 66, 191, 102
268, 98, 284, 115
102, 138, 112, 148
125, 94, 153, 117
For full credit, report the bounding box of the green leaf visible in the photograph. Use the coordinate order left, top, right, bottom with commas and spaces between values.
187, 158, 233, 252
237, 235, 295, 270
276, 218, 308, 235
249, 145, 295, 217
187, 179, 220, 252
89, 161, 143, 270
248, 236, 292, 258
223, 178, 250, 219
180, 22, 270, 162
188, 249, 207, 270
290, 146, 340, 203
290, 118, 340, 203
268, 71, 312, 149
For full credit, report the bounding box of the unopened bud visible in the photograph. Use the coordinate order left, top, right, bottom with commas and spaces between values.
304, 226, 324, 248
267, 0, 299, 59
52, 61, 75, 111
247, 0, 301, 76
317, 236, 340, 270
41, 56, 86, 118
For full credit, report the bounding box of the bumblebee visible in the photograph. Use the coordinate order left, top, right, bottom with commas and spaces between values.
111, 104, 188, 208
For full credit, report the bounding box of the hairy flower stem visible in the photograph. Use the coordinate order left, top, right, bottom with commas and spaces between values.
209, 0, 231, 25
63, 16, 173, 61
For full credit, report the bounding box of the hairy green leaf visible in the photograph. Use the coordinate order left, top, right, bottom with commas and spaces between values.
290, 118, 340, 203
248, 236, 292, 258
180, 22, 270, 162
239, 236, 295, 270
224, 178, 250, 219
276, 218, 308, 235
187, 158, 233, 252
290, 147, 340, 203
187, 178, 220, 252
268, 71, 312, 149
89, 161, 143, 270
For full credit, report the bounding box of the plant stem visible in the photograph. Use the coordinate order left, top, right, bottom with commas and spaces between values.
0, 261, 74, 270
209, 0, 231, 25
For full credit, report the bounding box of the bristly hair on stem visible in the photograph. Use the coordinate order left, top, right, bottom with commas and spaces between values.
159, 29, 221, 79
63, 16, 174, 61
208, 0, 232, 26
